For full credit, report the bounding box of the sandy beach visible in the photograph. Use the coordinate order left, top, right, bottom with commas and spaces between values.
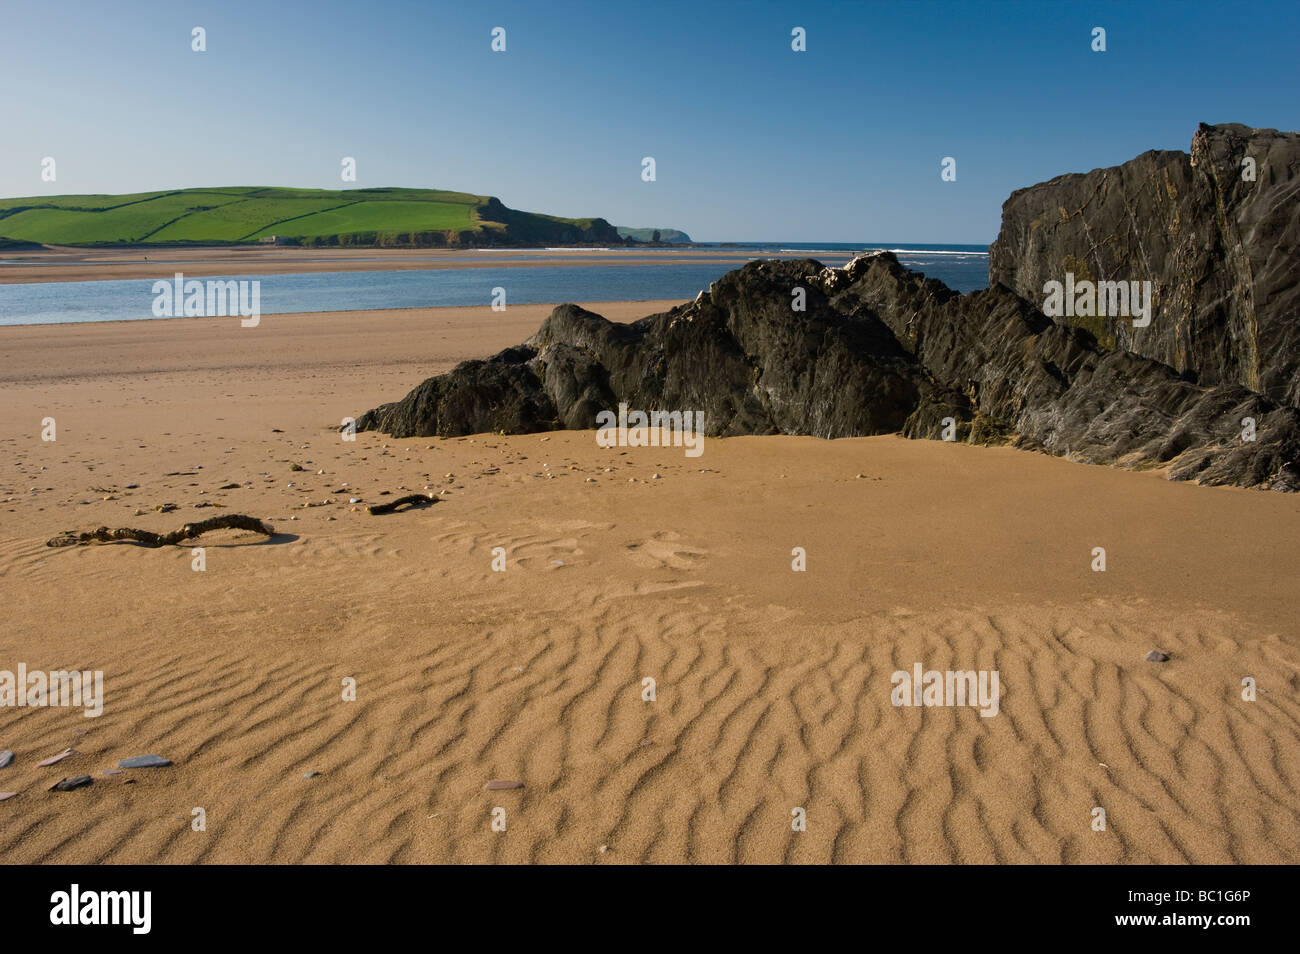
1, 302, 1297, 864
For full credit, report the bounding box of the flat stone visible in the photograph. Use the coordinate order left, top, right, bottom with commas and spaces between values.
51, 775, 93, 791
37, 748, 76, 767
1145, 650, 1171, 662
118, 755, 172, 769
0, 792, 16, 802
303, 771, 322, 779
0, 750, 14, 768
485, 780, 524, 791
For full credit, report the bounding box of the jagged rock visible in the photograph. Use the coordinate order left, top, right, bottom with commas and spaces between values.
824, 254, 1300, 489
358, 260, 929, 441
990, 123, 1300, 407
356, 252, 1299, 490
356, 124, 1300, 493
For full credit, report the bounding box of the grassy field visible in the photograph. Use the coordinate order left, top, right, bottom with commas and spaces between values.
0, 186, 620, 247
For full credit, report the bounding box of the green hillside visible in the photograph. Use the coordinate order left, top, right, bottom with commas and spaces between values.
0, 186, 633, 248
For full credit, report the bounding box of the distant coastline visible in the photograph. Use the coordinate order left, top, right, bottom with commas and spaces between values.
0, 186, 692, 251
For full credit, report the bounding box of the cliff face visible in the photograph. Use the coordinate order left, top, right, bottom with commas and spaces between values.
478, 198, 624, 246
356, 123, 1300, 492
990, 123, 1300, 408
828, 254, 1300, 490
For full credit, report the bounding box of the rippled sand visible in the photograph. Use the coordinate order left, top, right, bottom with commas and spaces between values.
1, 302, 1297, 863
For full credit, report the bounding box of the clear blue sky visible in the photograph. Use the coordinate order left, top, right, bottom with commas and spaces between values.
2, 0, 1297, 243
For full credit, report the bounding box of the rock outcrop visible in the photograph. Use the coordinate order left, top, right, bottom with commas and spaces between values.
356, 259, 931, 441
828, 254, 1300, 490
616, 227, 694, 244
990, 123, 1300, 408
356, 123, 1300, 492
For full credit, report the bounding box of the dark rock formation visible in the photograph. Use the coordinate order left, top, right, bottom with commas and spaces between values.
356, 252, 1300, 490
990, 123, 1300, 408
828, 254, 1300, 491
357, 259, 931, 441
356, 123, 1300, 492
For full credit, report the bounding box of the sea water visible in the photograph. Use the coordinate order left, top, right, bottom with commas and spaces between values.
0, 245, 988, 326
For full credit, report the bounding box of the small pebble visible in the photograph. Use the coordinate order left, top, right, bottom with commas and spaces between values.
1145, 650, 1170, 662
0, 750, 13, 769
303, 771, 322, 779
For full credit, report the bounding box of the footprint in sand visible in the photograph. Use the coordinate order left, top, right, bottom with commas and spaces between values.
625, 531, 706, 570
